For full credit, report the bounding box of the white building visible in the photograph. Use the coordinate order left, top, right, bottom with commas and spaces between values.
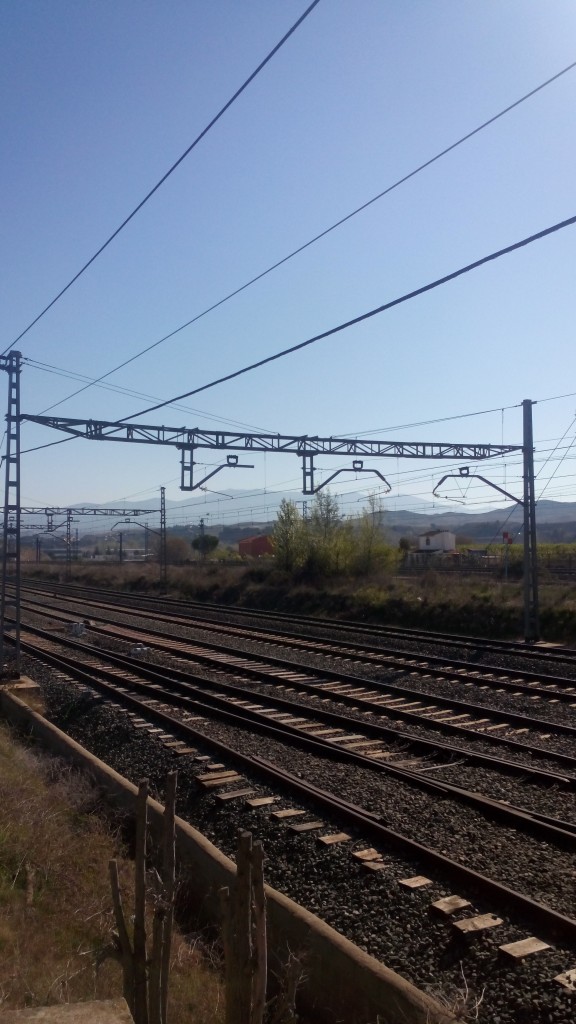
417, 530, 456, 553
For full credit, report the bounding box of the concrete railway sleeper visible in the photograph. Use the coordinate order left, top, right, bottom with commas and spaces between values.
8, 610, 576, 770
7, 629, 576, 946
18, 578, 576, 670
11, 631, 576, 850
17, 588, 576, 699
5, 655, 576, 1024
10, 614, 576, 785
13, 609, 576, 771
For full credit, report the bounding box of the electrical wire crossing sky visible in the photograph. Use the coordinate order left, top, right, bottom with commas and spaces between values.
1, 0, 576, 515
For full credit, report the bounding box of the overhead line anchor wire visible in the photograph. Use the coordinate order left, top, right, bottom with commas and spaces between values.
3, 0, 322, 356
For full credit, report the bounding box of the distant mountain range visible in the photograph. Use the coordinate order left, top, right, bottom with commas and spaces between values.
27, 494, 576, 546
381, 500, 576, 544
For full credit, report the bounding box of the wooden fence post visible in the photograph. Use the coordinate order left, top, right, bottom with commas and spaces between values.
250, 840, 267, 1024
221, 831, 267, 1024
160, 770, 177, 1024
133, 779, 149, 1024
107, 774, 177, 1024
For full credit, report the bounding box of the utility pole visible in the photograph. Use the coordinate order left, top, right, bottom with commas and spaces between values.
0, 351, 22, 677
65, 509, 73, 582
118, 531, 124, 565
199, 516, 206, 561
35, 536, 42, 563
522, 399, 539, 641
159, 486, 167, 590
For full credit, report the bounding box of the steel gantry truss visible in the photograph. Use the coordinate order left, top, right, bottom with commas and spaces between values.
22, 415, 523, 494
0, 380, 540, 679
18, 506, 159, 582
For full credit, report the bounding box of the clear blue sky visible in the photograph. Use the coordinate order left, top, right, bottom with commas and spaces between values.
2, 0, 576, 530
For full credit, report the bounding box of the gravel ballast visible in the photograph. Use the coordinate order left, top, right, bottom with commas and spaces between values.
19, 656, 576, 1024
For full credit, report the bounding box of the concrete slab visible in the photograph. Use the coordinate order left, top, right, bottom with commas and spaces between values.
317, 833, 351, 846
554, 967, 576, 992
6, 678, 40, 692
430, 896, 471, 917
352, 848, 382, 862
498, 937, 550, 960
289, 821, 324, 833
453, 914, 503, 935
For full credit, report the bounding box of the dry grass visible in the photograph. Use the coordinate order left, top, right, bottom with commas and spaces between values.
0, 724, 224, 1021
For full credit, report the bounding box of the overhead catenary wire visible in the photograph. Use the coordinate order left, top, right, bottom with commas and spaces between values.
38, 58, 576, 415
353, 403, 521, 437
25, 358, 273, 433
18, 211, 576, 469
118, 212, 576, 422
2, 0, 322, 356
535, 415, 576, 505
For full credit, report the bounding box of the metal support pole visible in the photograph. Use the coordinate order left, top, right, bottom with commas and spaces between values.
302, 454, 315, 495
159, 486, 167, 590
65, 510, 72, 581
36, 536, 41, 563
118, 531, 123, 565
0, 351, 22, 676
180, 447, 194, 490
199, 516, 206, 561
522, 399, 539, 642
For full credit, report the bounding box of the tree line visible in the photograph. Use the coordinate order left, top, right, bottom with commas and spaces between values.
272, 492, 394, 576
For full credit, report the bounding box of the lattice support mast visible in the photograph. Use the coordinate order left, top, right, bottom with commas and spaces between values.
522, 399, 539, 641
159, 486, 167, 590
0, 351, 22, 676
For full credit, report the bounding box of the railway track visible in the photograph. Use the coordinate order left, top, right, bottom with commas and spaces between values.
16, 611, 576, 801
11, 620, 576, 826
16, 590, 576, 702
19, 576, 576, 668
10, 628, 576, 936
16, 595, 576, 772
8, 581, 576, 1020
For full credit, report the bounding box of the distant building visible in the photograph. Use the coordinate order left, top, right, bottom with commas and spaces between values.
238, 535, 273, 557
417, 530, 456, 553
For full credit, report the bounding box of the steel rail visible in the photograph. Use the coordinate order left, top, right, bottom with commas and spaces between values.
63, 611, 576, 738
14, 605, 576, 772
10, 630, 576, 948
20, 577, 576, 666
16, 592, 576, 722
17, 585, 576, 696
12, 625, 576, 843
